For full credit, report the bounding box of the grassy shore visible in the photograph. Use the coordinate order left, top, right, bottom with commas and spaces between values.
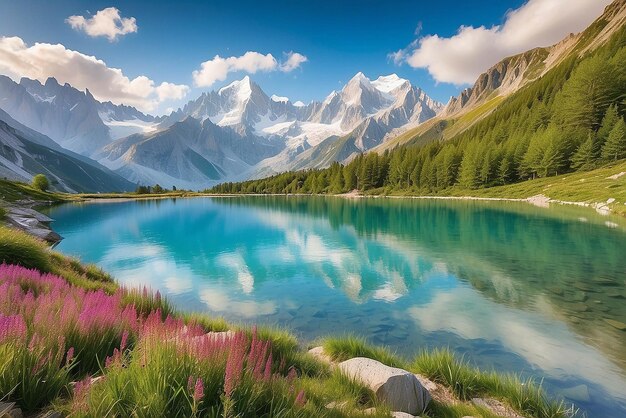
385, 160, 626, 216
0, 225, 573, 417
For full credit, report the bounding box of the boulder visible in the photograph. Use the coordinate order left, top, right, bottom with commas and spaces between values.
308, 346, 333, 364
338, 357, 430, 415
391, 412, 416, 418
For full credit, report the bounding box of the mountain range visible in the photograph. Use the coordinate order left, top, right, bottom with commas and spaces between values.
0, 70, 442, 190
0, 0, 624, 192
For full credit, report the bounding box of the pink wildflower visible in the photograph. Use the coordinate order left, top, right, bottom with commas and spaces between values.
295, 389, 306, 407
66, 347, 75, 365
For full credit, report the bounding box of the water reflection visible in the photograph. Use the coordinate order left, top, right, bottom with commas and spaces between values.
48, 196, 626, 416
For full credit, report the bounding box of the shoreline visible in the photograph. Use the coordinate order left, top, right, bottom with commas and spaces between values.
50, 190, 625, 217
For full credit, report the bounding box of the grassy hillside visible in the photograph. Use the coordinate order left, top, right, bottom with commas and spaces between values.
0, 226, 571, 417
0, 179, 67, 203
387, 159, 626, 216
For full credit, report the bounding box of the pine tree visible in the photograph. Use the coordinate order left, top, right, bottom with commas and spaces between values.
459, 144, 480, 189
597, 104, 620, 148
554, 55, 617, 132
498, 155, 514, 185
602, 118, 626, 161
571, 134, 597, 171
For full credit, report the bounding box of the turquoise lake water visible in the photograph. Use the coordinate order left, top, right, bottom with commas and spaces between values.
47, 196, 626, 417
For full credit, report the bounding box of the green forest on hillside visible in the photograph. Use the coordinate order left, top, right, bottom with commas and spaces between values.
209, 26, 626, 196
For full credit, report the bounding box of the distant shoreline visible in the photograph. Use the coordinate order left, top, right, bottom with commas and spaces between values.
73, 191, 618, 217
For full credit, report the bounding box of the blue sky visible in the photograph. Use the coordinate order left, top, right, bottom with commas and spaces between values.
0, 0, 611, 114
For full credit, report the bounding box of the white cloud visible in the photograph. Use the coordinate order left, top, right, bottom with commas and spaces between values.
279, 51, 308, 72
66, 7, 138, 41
0, 36, 189, 112
155, 82, 190, 101
193, 50, 308, 87
395, 0, 613, 85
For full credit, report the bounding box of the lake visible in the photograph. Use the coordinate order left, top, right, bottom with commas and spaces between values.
47, 196, 626, 417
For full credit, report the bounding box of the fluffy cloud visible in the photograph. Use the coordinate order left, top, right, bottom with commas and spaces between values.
393, 0, 613, 85
193, 51, 308, 87
0, 36, 188, 112
279, 51, 308, 72
66, 7, 138, 41
155, 82, 190, 101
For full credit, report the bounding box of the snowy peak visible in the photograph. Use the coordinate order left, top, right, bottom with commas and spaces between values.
271, 94, 289, 103
121, 72, 442, 188
218, 75, 253, 99
372, 74, 410, 94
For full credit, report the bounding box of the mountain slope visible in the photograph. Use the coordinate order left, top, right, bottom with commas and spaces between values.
0, 76, 159, 156
97, 116, 282, 189
0, 108, 135, 192
377, 0, 626, 152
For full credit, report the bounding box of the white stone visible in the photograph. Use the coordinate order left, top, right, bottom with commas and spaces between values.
308, 346, 333, 364
338, 357, 430, 415
391, 412, 416, 418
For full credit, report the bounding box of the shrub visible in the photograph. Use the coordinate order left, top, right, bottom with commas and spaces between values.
31, 174, 49, 192
0, 226, 52, 272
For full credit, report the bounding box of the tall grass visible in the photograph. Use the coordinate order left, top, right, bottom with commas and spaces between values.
0, 226, 52, 272
67, 323, 318, 417
122, 286, 174, 318
412, 348, 573, 418
0, 315, 74, 410
321, 335, 405, 369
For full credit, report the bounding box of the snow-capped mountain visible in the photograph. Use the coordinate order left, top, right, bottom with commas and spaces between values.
0, 71, 441, 189
0, 75, 160, 156
96, 73, 442, 188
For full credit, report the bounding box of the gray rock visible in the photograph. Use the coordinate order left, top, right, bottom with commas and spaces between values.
338, 357, 430, 415
391, 412, 416, 418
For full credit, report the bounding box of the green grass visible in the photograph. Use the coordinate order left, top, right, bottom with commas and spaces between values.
0, 338, 74, 411
440, 160, 626, 215
0, 179, 66, 203
121, 286, 175, 319
382, 159, 626, 216
424, 400, 501, 418
445, 95, 505, 139
0, 225, 53, 271
321, 335, 405, 369
412, 348, 573, 418
321, 337, 571, 418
